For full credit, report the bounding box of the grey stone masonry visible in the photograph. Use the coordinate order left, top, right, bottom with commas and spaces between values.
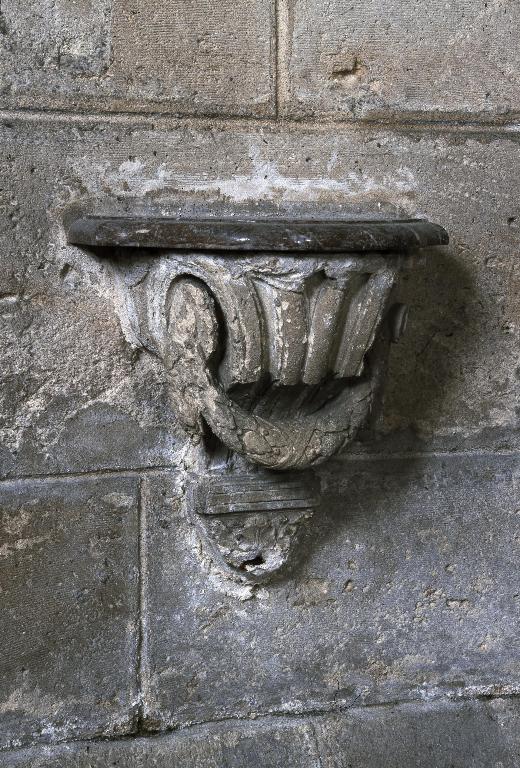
0, 120, 519, 481
2, 699, 520, 767
1, 0, 520, 763
280, 0, 520, 121
141, 456, 520, 727
0, 476, 140, 750
0, 0, 275, 116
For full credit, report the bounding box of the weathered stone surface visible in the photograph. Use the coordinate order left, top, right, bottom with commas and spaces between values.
0, 127, 179, 479
142, 455, 520, 726
315, 698, 520, 767
281, 0, 520, 120
0, 719, 320, 767
3, 699, 520, 766
191, 471, 317, 581
0, 0, 274, 116
83, 230, 421, 588
1, 0, 519, 760
135, 256, 395, 470
0, 476, 139, 749
0, 118, 518, 480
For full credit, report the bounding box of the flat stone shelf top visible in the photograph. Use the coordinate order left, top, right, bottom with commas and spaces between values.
65, 214, 448, 253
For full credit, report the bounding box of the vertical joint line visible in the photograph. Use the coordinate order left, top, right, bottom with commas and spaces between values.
274, 0, 289, 119
135, 476, 147, 732
274, 0, 280, 118
274, 0, 289, 118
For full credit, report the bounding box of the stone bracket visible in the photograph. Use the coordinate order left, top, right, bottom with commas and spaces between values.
66, 211, 448, 580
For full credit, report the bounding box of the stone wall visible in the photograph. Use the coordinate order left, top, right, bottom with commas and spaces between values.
1, 2, 519, 765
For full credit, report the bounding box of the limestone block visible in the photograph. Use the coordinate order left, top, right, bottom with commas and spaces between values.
281, 0, 520, 120
2, 700, 520, 766
0, 476, 139, 749
141, 456, 520, 726
0, 0, 274, 115
0, 719, 320, 767
314, 698, 520, 768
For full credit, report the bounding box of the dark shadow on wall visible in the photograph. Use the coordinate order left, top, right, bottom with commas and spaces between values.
357, 244, 488, 454
281, 244, 479, 582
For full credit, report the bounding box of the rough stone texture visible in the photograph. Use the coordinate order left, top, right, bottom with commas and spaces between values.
281, 0, 520, 120
2, 699, 520, 767
314, 698, 520, 768
0, 119, 518, 481
141, 457, 519, 726
0, 476, 139, 750
0, 0, 274, 116
0, 124, 180, 479
2, 0, 520, 760
0, 718, 321, 767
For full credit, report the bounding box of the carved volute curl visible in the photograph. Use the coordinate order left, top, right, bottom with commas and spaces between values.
66, 213, 448, 582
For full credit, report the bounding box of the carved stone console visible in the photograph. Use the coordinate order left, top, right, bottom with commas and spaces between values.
66, 214, 448, 583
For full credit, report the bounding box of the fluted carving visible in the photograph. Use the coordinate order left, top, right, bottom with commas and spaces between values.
115, 253, 400, 469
